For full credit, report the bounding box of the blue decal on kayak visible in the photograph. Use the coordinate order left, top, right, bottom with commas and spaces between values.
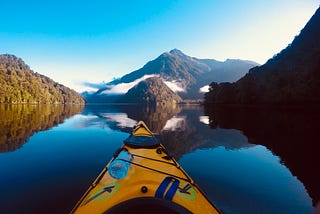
155, 177, 180, 201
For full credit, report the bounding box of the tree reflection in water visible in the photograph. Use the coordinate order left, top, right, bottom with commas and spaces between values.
0, 104, 84, 152
0, 103, 315, 213
204, 104, 320, 205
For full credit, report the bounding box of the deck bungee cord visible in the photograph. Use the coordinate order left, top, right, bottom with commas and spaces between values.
71, 121, 221, 214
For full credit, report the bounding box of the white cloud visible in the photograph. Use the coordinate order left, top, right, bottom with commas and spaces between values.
101, 74, 159, 94
73, 81, 106, 92
163, 80, 185, 92
80, 81, 106, 89
199, 85, 210, 93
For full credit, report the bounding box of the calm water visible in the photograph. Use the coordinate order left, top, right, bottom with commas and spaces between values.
0, 104, 318, 214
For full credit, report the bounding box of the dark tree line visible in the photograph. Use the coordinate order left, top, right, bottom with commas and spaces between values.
205, 7, 320, 105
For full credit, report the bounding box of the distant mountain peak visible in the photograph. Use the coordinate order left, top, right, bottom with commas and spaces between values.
169, 48, 185, 56
90, 49, 258, 101
160, 49, 189, 60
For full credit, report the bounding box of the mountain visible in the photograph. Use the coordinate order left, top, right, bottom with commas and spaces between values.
0, 54, 85, 104
121, 76, 182, 106
205, 7, 320, 105
90, 49, 258, 100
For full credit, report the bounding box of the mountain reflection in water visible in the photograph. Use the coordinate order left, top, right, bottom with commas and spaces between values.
83, 104, 253, 158
84, 104, 316, 212
204, 104, 319, 206
0, 104, 316, 214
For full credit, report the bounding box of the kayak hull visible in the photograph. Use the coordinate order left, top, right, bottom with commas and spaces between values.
72, 121, 220, 214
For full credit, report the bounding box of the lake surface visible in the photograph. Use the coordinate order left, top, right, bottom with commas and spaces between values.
0, 104, 318, 214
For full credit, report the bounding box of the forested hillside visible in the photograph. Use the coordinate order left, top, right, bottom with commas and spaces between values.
0, 54, 85, 104
122, 77, 182, 106
205, 7, 320, 105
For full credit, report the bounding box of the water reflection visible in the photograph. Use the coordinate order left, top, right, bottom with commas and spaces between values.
158, 107, 253, 159
0, 104, 315, 213
80, 104, 315, 212
179, 146, 313, 214
83, 105, 253, 159
204, 104, 320, 206
79, 104, 136, 133
118, 104, 182, 132
83, 104, 182, 133
0, 104, 84, 152
163, 116, 186, 131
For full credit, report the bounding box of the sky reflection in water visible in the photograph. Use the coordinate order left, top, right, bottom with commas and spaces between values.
0, 104, 315, 214
180, 146, 312, 214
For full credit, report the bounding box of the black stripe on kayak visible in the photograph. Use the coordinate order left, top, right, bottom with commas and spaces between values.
84, 185, 115, 205
130, 153, 177, 166
117, 158, 193, 184
178, 184, 192, 195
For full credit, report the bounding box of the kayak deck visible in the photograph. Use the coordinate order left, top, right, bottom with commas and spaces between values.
71, 121, 220, 214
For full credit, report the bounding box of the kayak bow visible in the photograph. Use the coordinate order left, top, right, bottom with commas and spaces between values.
71, 121, 221, 214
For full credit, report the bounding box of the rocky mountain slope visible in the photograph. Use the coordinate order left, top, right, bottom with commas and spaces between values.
91, 49, 258, 100
205, 7, 320, 105
121, 76, 182, 106
0, 54, 85, 104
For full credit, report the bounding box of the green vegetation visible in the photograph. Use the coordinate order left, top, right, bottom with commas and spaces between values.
122, 77, 182, 106
204, 7, 320, 105
0, 54, 85, 104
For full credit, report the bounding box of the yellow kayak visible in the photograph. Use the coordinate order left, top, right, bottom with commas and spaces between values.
71, 121, 221, 214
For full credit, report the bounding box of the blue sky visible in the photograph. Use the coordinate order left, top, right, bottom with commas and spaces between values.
1, 0, 319, 92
